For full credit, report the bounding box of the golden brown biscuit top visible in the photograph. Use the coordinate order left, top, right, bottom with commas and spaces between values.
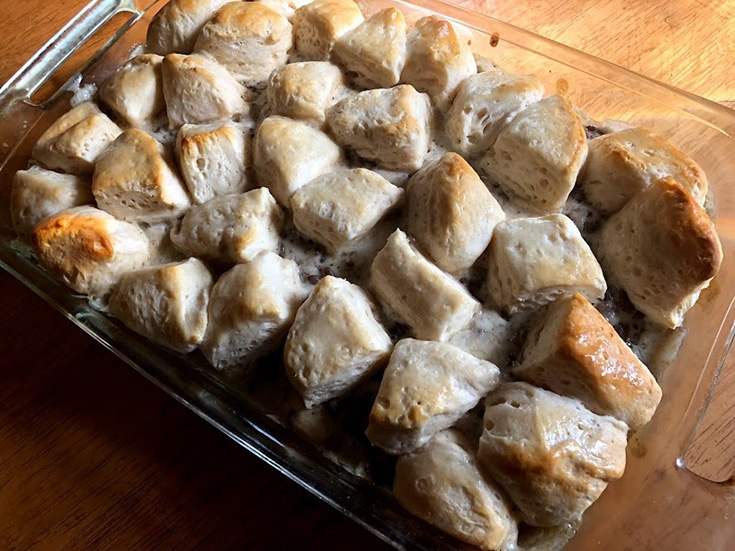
204, 2, 291, 39
178, 123, 239, 156
36, 102, 102, 145
636, 178, 722, 283
329, 84, 428, 143
590, 127, 708, 204
33, 209, 115, 266
408, 152, 483, 233
412, 16, 462, 59
296, 0, 363, 31
510, 95, 587, 176
557, 294, 651, 393
93, 129, 169, 194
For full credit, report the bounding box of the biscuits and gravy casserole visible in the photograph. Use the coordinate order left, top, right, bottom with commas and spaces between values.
10, 0, 724, 549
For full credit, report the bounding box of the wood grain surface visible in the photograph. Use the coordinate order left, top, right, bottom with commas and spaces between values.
0, 1, 733, 550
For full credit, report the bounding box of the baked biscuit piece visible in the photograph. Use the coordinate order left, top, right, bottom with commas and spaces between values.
161, 54, 250, 129
400, 15, 476, 110
371, 229, 480, 341
201, 251, 307, 369
367, 338, 500, 454
194, 2, 292, 87
290, 168, 404, 253
255, 0, 315, 21
332, 8, 407, 89
253, 116, 342, 206
109, 258, 213, 354
480, 95, 588, 213
514, 293, 662, 429
99, 54, 165, 128
266, 61, 346, 124
478, 382, 628, 527
170, 188, 284, 264
292, 0, 363, 61
598, 178, 722, 328
32, 102, 122, 175
176, 121, 250, 204
284, 276, 392, 408
146, 0, 230, 55
92, 129, 191, 223
11, 166, 93, 237
394, 430, 518, 551
326, 84, 431, 171
32, 206, 151, 296
581, 127, 708, 214
446, 69, 544, 157
406, 152, 505, 274
487, 214, 606, 314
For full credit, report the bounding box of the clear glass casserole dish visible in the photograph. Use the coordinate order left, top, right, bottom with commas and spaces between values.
1, 1, 734, 549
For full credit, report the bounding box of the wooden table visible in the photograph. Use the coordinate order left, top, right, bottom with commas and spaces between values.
1, 1, 733, 549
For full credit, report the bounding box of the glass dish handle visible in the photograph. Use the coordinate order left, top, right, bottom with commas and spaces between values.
0, 0, 141, 107
0, 0, 143, 227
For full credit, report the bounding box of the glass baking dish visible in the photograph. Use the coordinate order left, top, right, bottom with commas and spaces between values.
1, 0, 734, 549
